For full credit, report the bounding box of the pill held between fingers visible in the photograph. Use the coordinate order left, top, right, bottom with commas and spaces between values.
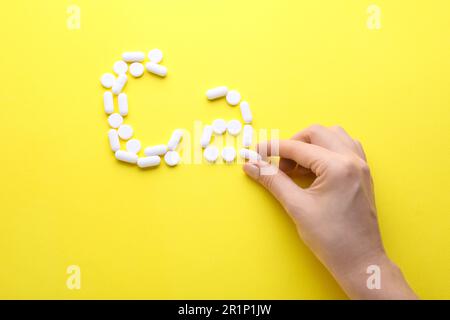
240, 148, 261, 161
108, 113, 123, 128
112, 74, 128, 95
203, 146, 219, 163
164, 151, 181, 167
148, 49, 163, 63
146, 62, 167, 77
113, 61, 128, 75
243, 125, 253, 147
103, 91, 114, 114
108, 129, 120, 152
126, 139, 141, 153
227, 120, 242, 136
100, 73, 115, 89
167, 129, 183, 151
222, 147, 236, 163
129, 62, 144, 78
118, 124, 133, 140
137, 156, 161, 168
122, 51, 145, 62
115, 150, 138, 164
144, 145, 168, 156
118, 93, 128, 116
206, 86, 228, 100
226, 90, 241, 106
240, 101, 253, 124
212, 119, 227, 135
200, 125, 213, 148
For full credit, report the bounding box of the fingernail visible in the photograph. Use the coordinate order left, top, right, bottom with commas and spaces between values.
243, 163, 260, 180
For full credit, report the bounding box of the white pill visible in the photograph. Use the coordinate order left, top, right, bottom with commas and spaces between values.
226, 90, 241, 106
222, 147, 236, 163
243, 125, 253, 147
103, 91, 114, 114
227, 120, 242, 136
240, 101, 253, 124
112, 74, 128, 95
113, 61, 128, 75
118, 93, 128, 116
146, 62, 167, 77
100, 73, 115, 88
200, 125, 213, 148
108, 113, 123, 128
108, 129, 120, 152
144, 145, 168, 156
212, 119, 227, 135
126, 139, 141, 153
118, 124, 133, 140
203, 146, 219, 163
129, 62, 144, 78
122, 51, 145, 62
164, 151, 180, 166
148, 49, 163, 63
115, 150, 138, 164
167, 129, 183, 151
206, 86, 228, 100
240, 148, 261, 161
137, 156, 161, 168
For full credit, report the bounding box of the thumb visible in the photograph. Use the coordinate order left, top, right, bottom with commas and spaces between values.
243, 160, 306, 211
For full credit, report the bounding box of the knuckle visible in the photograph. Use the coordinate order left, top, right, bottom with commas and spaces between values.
308, 124, 325, 136
331, 156, 371, 179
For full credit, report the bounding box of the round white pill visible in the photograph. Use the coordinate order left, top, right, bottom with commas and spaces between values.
100, 73, 115, 88
118, 124, 133, 140
126, 139, 141, 153
113, 60, 128, 75
164, 151, 180, 167
226, 90, 241, 106
148, 49, 163, 63
129, 62, 144, 78
227, 120, 242, 136
203, 146, 219, 163
108, 113, 123, 129
212, 119, 227, 135
222, 147, 236, 163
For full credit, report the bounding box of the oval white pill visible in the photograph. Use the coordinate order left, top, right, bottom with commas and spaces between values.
204, 146, 219, 163
240, 101, 253, 124
164, 151, 181, 167
108, 129, 120, 152
113, 61, 128, 75
103, 91, 114, 114
112, 74, 128, 95
126, 139, 141, 153
227, 120, 242, 136
100, 73, 115, 88
148, 49, 163, 63
144, 145, 168, 156
212, 119, 227, 135
222, 147, 236, 163
226, 90, 241, 106
167, 129, 183, 151
118, 124, 133, 140
240, 148, 261, 161
137, 156, 161, 168
129, 62, 144, 78
200, 125, 214, 148
118, 93, 128, 116
115, 150, 138, 164
243, 125, 253, 147
146, 62, 167, 77
206, 86, 228, 100
122, 51, 145, 62
108, 113, 123, 128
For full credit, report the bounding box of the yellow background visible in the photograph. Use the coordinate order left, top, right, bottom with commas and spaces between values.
0, 0, 449, 299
